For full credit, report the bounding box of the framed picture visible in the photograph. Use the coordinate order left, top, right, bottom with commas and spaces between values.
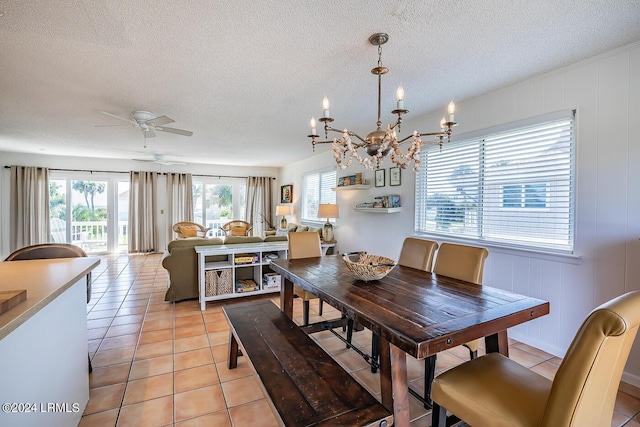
390, 167, 401, 186
280, 184, 293, 203
375, 169, 385, 187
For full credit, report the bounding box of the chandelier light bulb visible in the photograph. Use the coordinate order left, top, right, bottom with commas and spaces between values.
396, 86, 404, 110
448, 100, 456, 122
440, 116, 446, 130
310, 117, 317, 134
322, 96, 330, 118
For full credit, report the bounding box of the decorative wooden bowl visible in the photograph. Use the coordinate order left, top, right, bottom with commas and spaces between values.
342, 252, 396, 281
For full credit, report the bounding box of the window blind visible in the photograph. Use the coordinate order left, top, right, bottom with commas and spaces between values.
302, 169, 337, 221
415, 111, 575, 253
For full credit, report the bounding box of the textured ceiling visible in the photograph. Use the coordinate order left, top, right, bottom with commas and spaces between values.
0, 0, 639, 167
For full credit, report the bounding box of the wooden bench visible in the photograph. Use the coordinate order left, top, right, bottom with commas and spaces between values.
223, 300, 393, 427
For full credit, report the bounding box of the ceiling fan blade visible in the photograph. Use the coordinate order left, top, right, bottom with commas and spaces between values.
147, 115, 174, 126
101, 111, 134, 123
153, 126, 193, 137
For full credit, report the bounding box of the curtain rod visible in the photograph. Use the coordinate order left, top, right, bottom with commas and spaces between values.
3, 166, 275, 179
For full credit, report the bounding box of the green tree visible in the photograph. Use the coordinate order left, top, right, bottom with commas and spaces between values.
72, 181, 105, 211
49, 182, 66, 220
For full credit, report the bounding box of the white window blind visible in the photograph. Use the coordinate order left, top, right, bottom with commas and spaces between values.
302, 169, 336, 221
415, 111, 575, 253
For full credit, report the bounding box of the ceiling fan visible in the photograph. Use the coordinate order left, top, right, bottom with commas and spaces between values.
97, 110, 193, 146
133, 154, 187, 166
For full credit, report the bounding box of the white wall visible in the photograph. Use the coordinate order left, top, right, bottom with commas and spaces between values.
0, 152, 279, 258
281, 40, 640, 385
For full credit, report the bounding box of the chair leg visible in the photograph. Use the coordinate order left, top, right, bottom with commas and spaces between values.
318, 300, 323, 316
88, 354, 93, 373
431, 401, 447, 427
423, 355, 436, 408
371, 333, 379, 373
469, 348, 478, 359
303, 300, 310, 326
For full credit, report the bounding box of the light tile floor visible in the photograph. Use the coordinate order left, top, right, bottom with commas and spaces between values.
79, 253, 640, 426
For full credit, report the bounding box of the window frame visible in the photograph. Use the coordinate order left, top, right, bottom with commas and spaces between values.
414, 110, 576, 255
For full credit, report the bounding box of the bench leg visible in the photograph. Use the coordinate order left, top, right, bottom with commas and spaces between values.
431, 402, 447, 427
228, 332, 239, 369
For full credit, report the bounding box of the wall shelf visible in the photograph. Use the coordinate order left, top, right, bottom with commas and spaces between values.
332, 185, 370, 191
354, 207, 402, 213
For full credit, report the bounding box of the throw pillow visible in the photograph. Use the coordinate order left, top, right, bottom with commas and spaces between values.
295, 225, 309, 232
275, 228, 289, 236
230, 225, 247, 236
179, 225, 197, 238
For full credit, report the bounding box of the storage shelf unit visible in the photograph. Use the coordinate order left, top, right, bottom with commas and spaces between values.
354, 207, 402, 213
332, 185, 370, 191
195, 242, 288, 310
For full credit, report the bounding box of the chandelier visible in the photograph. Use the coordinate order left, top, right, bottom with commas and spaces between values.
307, 33, 458, 172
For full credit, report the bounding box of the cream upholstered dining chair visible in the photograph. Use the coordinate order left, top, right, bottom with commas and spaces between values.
421, 242, 489, 406
362, 237, 439, 372
5, 243, 94, 372
288, 231, 323, 326
431, 290, 640, 427
173, 221, 211, 238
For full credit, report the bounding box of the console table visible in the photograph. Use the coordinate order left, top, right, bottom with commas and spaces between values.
195, 242, 289, 310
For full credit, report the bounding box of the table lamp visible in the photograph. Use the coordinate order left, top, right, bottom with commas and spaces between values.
276, 205, 292, 229
317, 204, 339, 242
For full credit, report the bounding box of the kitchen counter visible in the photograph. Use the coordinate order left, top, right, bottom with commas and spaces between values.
0, 257, 99, 427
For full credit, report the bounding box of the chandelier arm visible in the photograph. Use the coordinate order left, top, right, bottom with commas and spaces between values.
324, 126, 368, 144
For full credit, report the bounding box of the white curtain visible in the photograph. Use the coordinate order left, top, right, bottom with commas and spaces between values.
128, 171, 158, 253
166, 173, 194, 242
9, 166, 50, 252
245, 176, 273, 238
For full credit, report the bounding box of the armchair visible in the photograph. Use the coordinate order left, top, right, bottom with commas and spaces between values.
173, 221, 211, 239
219, 220, 253, 237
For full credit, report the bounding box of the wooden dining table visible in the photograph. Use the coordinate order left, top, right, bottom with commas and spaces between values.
269, 255, 550, 427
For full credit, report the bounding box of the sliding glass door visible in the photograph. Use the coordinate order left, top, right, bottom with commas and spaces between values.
193, 178, 246, 237
49, 173, 129, 254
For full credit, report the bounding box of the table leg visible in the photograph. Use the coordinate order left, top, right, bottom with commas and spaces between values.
378, 336, 410, 427
280, 278, 294, 320
485, 330, 509, 356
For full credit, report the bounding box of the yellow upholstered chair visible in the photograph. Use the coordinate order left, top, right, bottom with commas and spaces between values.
432, 291, 640, 427
219, 220, 253, 237
420, 242, 489, 406
398, 237, 439, 271
173, 221, 211, 239
288, 231, 323, 326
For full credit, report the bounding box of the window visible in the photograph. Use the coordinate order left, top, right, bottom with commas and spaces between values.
302, 169, 337, 222
502, 183, 547, 208
415, 110, 575, 253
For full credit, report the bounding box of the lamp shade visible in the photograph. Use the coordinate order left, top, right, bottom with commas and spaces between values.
318, 204, 339, 219
276, 205, 292, 216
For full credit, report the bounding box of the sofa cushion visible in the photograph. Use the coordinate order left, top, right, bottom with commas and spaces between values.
275, 228, 289, 236
224, 236, 264, 244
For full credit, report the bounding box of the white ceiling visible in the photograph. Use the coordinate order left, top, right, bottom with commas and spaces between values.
1, 1, 639, 167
